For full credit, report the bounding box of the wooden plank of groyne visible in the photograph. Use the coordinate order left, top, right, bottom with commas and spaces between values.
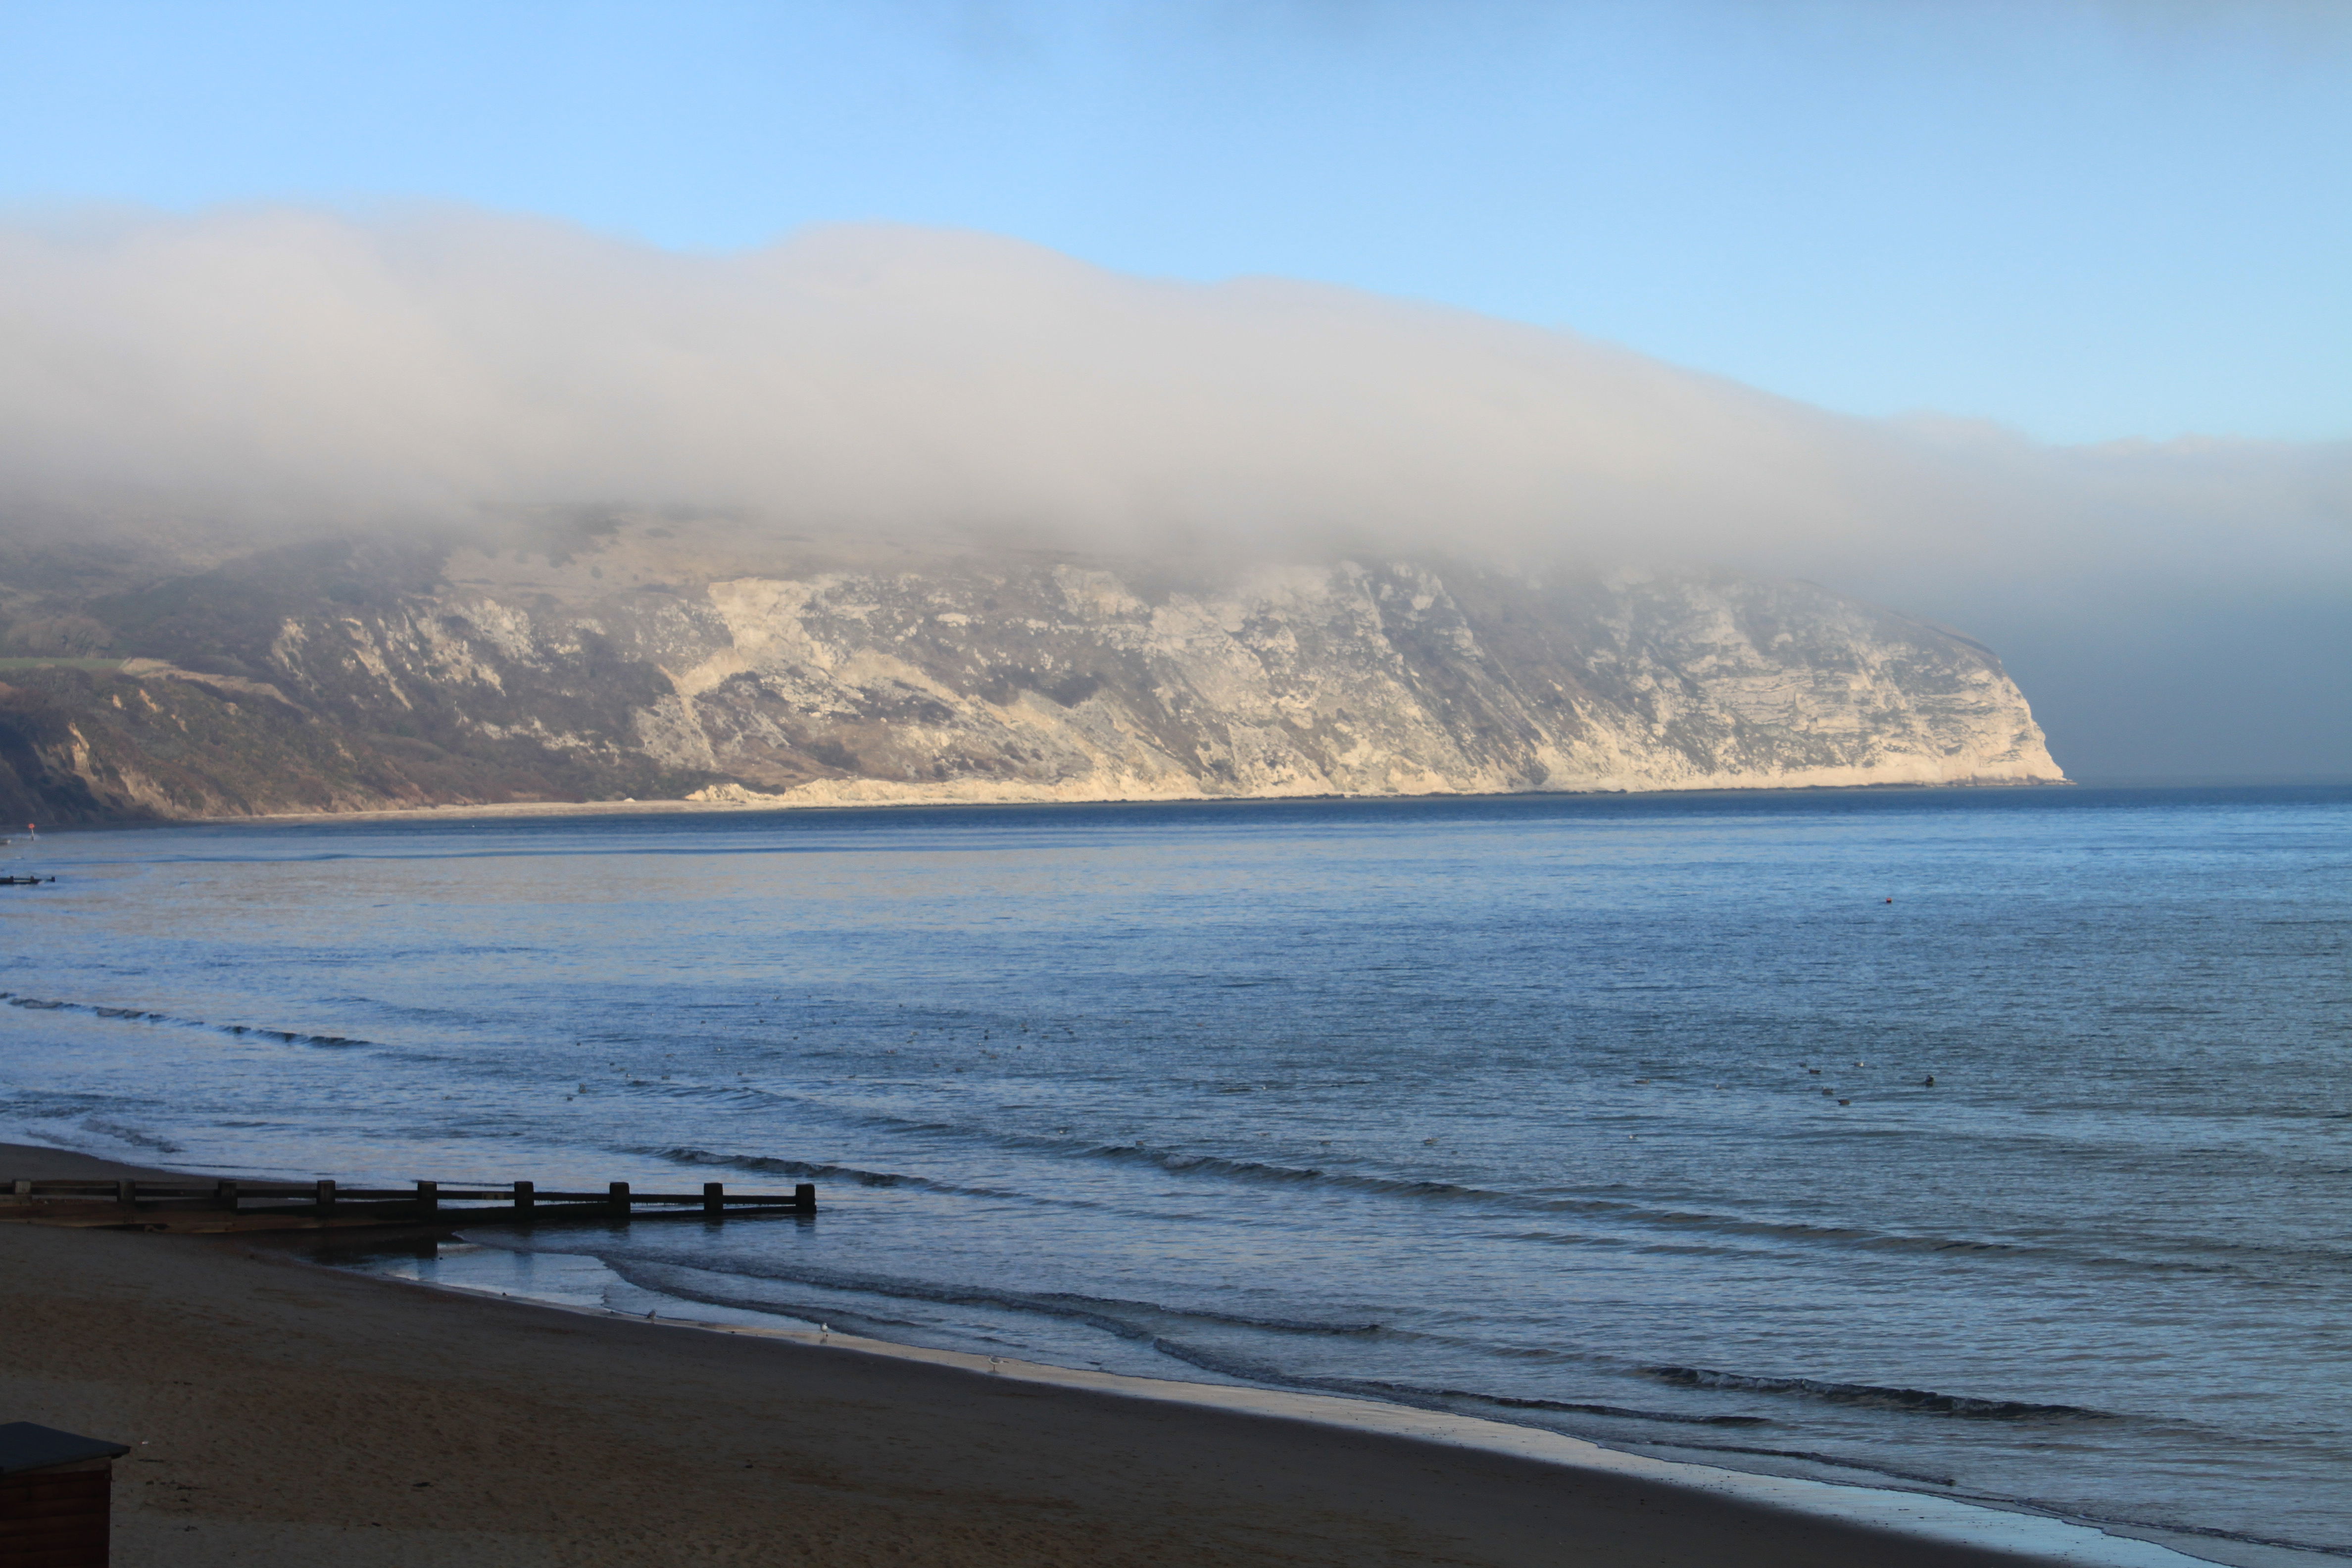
1, 1176, 817, 1230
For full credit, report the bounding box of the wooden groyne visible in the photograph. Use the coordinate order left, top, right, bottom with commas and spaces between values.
0, 1176, 816, 1233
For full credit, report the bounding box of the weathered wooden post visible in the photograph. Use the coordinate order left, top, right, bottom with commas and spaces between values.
114, 1179, 135, 1210
794, 1182, 816, 1214
415, 1180, 438, 1216
608, 1181, 631, 1217
214, 1180, 239, 1213
0, 1421, 130, 1567
8, 1181, 27, 1199
703, 1182, 724, 1214
514, 1180, 535, 1215
315, 1178, 336, 1215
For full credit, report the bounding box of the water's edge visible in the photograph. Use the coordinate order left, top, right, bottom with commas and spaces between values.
331, 1255, 2222, 1568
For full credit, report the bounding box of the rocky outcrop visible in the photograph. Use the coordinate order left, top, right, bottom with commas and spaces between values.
0, 532, 2061, 823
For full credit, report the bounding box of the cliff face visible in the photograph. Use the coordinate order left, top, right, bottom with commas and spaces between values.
0, 531, 2061, 823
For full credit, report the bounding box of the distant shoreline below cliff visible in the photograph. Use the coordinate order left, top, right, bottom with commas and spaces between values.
152, 773, 2069, 831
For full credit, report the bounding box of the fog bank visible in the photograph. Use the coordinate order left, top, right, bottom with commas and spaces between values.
1, 205, 2346, 778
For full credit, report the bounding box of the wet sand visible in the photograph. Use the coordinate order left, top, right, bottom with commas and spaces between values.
0, 1143, 2191, 1567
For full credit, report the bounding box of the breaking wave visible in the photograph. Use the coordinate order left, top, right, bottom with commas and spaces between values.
638, 1145, 1057, 1205
641, 1107, 2287, 1278
1642, 1366, 2106, 1421
587, 1253, 1384, 1346
0, 991, 373, 1049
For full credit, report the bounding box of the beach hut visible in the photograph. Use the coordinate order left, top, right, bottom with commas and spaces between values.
0, 1422, 130, 1566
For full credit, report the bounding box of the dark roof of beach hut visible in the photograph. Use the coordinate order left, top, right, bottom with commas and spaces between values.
0, 1422, 130, 1476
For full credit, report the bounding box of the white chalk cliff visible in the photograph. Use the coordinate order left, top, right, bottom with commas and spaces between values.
608, 557, 2059, 806
0, 537, 2061, 823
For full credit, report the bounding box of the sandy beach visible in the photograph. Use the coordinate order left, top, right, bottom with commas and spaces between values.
1, 1143, 2207, 1568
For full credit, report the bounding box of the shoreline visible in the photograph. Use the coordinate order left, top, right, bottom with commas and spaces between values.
0, 1142, 2262, 1567
384, 1271, 2239, 1568
34, 773, 2078, 833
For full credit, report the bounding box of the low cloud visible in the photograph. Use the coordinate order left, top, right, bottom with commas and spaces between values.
1, 204, 2346, 775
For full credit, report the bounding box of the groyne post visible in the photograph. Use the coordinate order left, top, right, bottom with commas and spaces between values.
703, 1182, 724, 1214
514, 1180, 535, 1214
609, 1181, 631, 1217
116, 1179, 135, 1211
416, 1180, 437, 1215
794, 1182, 816, 1214
315, 1178, 335, 1214
214, 1180, 238, 1213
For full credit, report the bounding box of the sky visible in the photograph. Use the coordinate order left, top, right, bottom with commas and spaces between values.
6, 0, 2349, 446
1, 0, 2348, 779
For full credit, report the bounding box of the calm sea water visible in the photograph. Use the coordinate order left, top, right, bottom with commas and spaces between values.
3, 787, 2348, 1560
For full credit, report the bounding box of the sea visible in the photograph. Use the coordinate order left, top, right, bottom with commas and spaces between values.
3, 785, 2347, 1562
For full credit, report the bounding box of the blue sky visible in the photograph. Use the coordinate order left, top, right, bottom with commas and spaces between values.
4, 0, 2347, 446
